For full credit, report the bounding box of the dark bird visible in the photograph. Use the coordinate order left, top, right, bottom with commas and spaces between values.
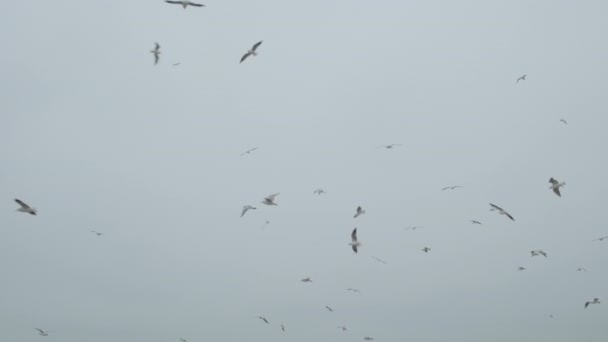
516, 74, 527, 83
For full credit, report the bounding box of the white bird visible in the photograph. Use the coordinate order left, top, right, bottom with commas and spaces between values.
560, 119, 568, 125
593, 235, 608, 242
262, 193, 279, 206
150, 42, 160, 65
516, 74, 526, 83
354, 206, 365, 218
470, 220, 482, 225
240, 41, 263, 64
240, 147, 257, 156
378, 144, 401, 149
165, 0, 205, 9
35, 328, 48, 336
241, 205, 256, 217
531, 250, 548, 258
517, 267, 526, 271
301, 277, 312, 283
371, 256, 388, 264
489, 203, 515, 221
549, 178, 565, 197
441, 185, 463, 191
15, 199, 36, 215
257, 316, 269, 324
90, 230, 103, 236
349, 228, 361, 253
313, 188, 326, 195
421, 247, 431, 253
585, 298, 600, 308
325, 306, 334, 312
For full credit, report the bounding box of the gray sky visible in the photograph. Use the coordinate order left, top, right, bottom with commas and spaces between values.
1, 0, 608, 341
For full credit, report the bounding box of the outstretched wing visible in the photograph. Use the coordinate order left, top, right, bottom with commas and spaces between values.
266, 193, 279, 201
251, 40, 263, 51
241, 207, 248, 217
489, 203, 503, 211
352, 245, 358, 253
351, 228, 357, 242
188, 1, 205, 6
585, 302, 590, 308
15, 199, 30, 209
549, 178, 559, 185
165, 1, 181, 4
505, 211, 515, 221
240, 52, 251, 63
553, 187, 561, 197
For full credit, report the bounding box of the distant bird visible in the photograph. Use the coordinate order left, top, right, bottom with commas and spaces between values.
349, 228, 361, 253
240, 41, 263, 64
15, 199, 36, 215
560, 119, 568, 125
364, 337, 375, 341
585, 298, 600, 308
325, 306, 334, 312
371, 256, 388, 264
281, 324, 285, 332
172, 63, 182, 66
257, 316, 269, 324
489, 203, 515, 221
165, 0, 205, 9
150, 42, 160, 65
421, 247, 431, 253
301, 277, 312, 283
470, 220, 482, 225
577, 267, 587, 272
593, 236, 608, 242
180, 339, 189, 342
346, 288, 360, 293
313, 189, 326, 195
404, 226, 423, 230
517, 267, 526, 271
338, 325, 349, 331
240, 147, 257, 156
35, 328, 48, 336
354, 206, 365, 218
241, 205, 256, 218
531, 250, 548, 258
90, 231, 103, 236
262, 193, 279, 206
516, 74, 526, 83
378, 144, 401, 149
549, 178, 565, 197
441, 185, 462, 191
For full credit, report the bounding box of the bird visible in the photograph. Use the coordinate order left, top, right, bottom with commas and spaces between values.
560, 119, 568, 125
593, 236, 608, 242
531, 250, 548, 258
421, 247, 431, 253
262, 193, 279, 206
517, 267, 526, 271
354, 206, 365, 218
349, 228, 361, 253
549, 178, 565, 197
313, 189, 326, 195
338, 325, 349, 331
577, 267, 587, 272
364, 337, 375, 341
281, 324, 285, 332
489, 203, 515, 221
35, 328, 48, 336
240, 147, 257, 156
371, 256, 388, 264
301, 277, 312, 283
150, 42, 160, 65
257, 316, 269, 324
378, 144, 401, 149
179, 339, 189, 342
325, 306, 334, 312
15, 199, 36, 215
404, 226, 423, 230
240, 41, 263, 64
585, 298, 600, 308
470, 220, 482, 225
90, 231, 103, 236
241, 205, 256, 218
441, 185, 463, 191
165, 1, 205, 9
172, 63, 182, 66
346, 288, 360, 293
516, 74, 526, 83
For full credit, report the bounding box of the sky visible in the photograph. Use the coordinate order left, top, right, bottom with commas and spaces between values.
1, 0, 608, 341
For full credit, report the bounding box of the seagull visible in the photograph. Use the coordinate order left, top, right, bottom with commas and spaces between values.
421, 247, 431, 253
349, 228, 361, 253
354, 206, 365, 218
262, 193, 279, 206
15, 199, 36, 215
172, 63, 182, 66
301, 277, 312, 283
240, 147, 257, 156
179, 339, 189, 342
470, 220, 482, 225
593, 236, 608, 242
313, 189, 326, 195
516, 74, 526, 83
325, 306, 334, 312
549, 178, 565, 197
257, 316, 269, 324
165, 1, 205, 9
241, 205, 256, 218
338, 325, 349, 331
35, 328, 48, 336
281, 324, 285, 332
90, 231, 103, 236
489, 203, 515, 221
560, 119, 568, 125
404, 226, 423, 230
577, 267, 587, 272
150, 43, 160, 65
531, 250, 548, 257
378, 144, 401, 149
585, 298, 600, 308
346, 288, 360, 293
517, 267, 526, 271
364, 337, 375, 341
240, 41, 263, 64
371, 256, 388, 264
441, 185, 463, 191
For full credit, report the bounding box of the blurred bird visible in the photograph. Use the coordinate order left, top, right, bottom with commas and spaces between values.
240, 41, 263, 63
549, 178, 565, 197
378, 144, 401, 149
240, 147, 257, 156
371, 256, 388, 264
531, 250, 548, 257
560, 119, 568, 125
577, 267, 587, 272
165, 0, 204, 9
517, 267, 526, 271
281, 324, 285, 332
441, 185, 462, 191
585, 298, 600, 308
325, 306, 334, 312
241, 205, 256, 217
257, 316, 269, 324
150, 43, 160, 65
489, 203, 515, 221
338, 325, 349, 331
354, 206, 365, 218
35, 328, 48, 336
262, 193, 279, 206
313, 189, 326, 195
90, 231, 103, 236
349, 228, 361, 253
421, 247, 431, 253
15, 199, 36, 215
516, 74, 526, 83
470, 220, 482, 225
301, 277, 312, 283
593, 236, 608, 242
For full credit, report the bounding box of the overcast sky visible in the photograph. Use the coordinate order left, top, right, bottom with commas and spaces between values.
1, 0, 608, 341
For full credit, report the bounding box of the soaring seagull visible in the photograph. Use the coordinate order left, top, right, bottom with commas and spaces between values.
531, 250, 548, 257
301, 277, 312, 283
404, 226, 423, 230
240, 41, 263, 64
489, 203, 515, 221
421, 247, 431, 253
371, 256, 388, 264
313, 188, 326, 195
281, 324, 285, 332
517, 267, 526, 271
364, 337, 375, 341
240, 147, 257, 156
90, 230, 103, 236
262, 193, 279, 206
560, 119, 568, 125
441, 185, 463, 191
349, 228, 361, 253
585, 298, 600, 308
338, 325, 349, 331
516, 74, 526, 83
378, 144, 401, 149
35, 328, 48, 336
241, 205, 256, 218
257, 316, 269, 324
180, 339, 190, 342
325, 306, 334, 312
470, 220, 482, 225
577, 267, 587, 272
549, 178, 565, 197
165, 1, 205, 9
150, 43, 160, 65
15, 199, 36, 215
346, 288, 360, 293
354, 206, 365, 218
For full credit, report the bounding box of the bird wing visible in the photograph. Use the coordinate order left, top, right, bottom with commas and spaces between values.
251, 40, 263, 51
441, 187, 450, 191
505, 211, 515, 221
35, 328, 45, 334
155, 42, 160, 50
15, 199, 30, 209
489, 203, 503, 211
560, 119, 567, 124
585, 302, 590, 308
154, 54, 159, 65
351, 228, 358, 242
165, 1, 181, 4
549, 178, 558, 185
266, 193, 279, 201
352, 245, 358, 253
553, 187, 561, 197
188, 1, 205, 6
240, 52, 251, 63
241, 207, 249, 217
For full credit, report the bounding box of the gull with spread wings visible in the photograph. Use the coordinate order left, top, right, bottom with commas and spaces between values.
240, 147, 257, 156
516, 74, 526, 83
150, 43, 160, 65
241, 205, 256, 218
165, 1, 205, 9
15, 199, 36, 215
354, 206, 365, 218
489, 203, 514, 221
240, 41, 263, 64
262, 193, 279, 206
549, 178, 565, 197
349, 228, 361, 253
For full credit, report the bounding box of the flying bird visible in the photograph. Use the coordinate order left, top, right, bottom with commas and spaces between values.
489, 203, 515, 221
593, 236, 608, 242
346, 288, 360, 293
364, 337, 375, 341
262, 193, 279, 206
577, 267, 587, 272
281, 324, 285, 332
560, 119, 568, 125
240, 41, 263, 64
517, 267, 526, 271
35, 328, 48, 336
371, 256, 388, 264
354, 206, 365, 218
180, 339, 189, 342
90, 231, 103, 236
404, 226, 423, 230
516, 74, 526, 83
378, 144, 401, 149
349, 228, 361, 253
531, 250, 548, 258
313, 189, 326, 195
441, 185, 463, 191
338, 325, 349, 331
470, 220, 482, 225
150, 42, 160, 65
257, 316, 269, 324
301, 277, 312, 283
421, 247, 431, 253
325, 306, 334, 312
165, 0, 205, 9
549, 178, 565, 197
172, 63, 182, 66
240, 147, 257, 156
15, 199, 36, 215
241, 205, 256, 218
585, 298, 600, 308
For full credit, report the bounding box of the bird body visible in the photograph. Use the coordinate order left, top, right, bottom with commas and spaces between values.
262, 193, 279, 206
301, 277, 312, 283
421, 247, 431, 253
257, 316, 269, 324
15, 199, 36, 215
517, 267, 526, 271
240, 41, 263, 63
326, 306, 334, 312
549, 178, 565, 197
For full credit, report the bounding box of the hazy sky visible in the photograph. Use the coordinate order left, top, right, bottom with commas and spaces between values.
1, 0, 608, 341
